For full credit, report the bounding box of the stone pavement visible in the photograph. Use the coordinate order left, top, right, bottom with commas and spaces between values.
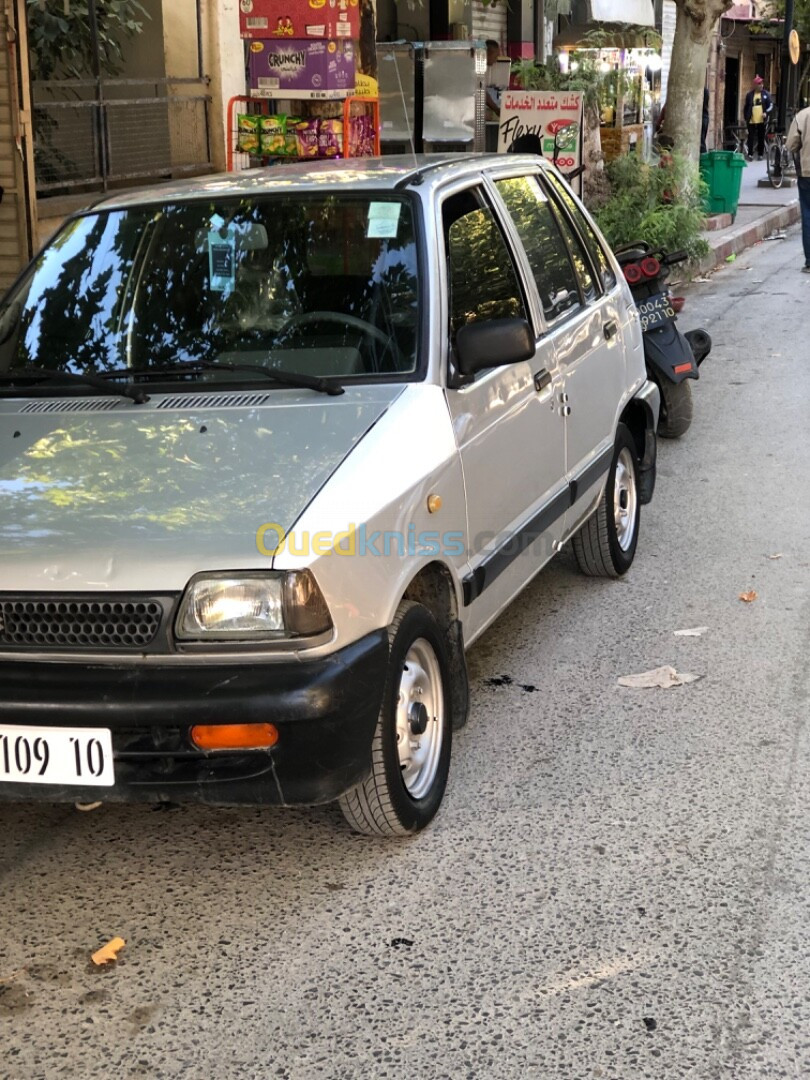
699, 154, 801, 270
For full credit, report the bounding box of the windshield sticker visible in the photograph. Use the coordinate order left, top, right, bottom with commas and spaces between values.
208, 229, 236, 293
367, 202, 401, 240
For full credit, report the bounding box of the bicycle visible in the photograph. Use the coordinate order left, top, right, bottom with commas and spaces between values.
764, 118, 795, 189
725, 124, 749, 158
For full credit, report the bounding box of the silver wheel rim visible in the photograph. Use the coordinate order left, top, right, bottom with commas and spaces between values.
395, 638, 444, 801
613, 447, 638, 552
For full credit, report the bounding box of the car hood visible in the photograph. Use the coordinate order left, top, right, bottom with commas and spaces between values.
0, 386, 401, 592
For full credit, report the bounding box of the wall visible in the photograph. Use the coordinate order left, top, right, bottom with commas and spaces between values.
202, 0, 246, 171
471, 0, 507, 45
163, 0, 200, 78
0, 0, 34, 291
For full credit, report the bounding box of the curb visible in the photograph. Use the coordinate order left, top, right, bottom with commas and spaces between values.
696, 201, 801, 275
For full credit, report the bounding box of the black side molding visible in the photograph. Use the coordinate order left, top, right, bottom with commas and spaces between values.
462, 445, 614, 606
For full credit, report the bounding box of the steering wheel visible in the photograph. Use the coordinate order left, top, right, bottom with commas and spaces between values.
276, 310, 406, 369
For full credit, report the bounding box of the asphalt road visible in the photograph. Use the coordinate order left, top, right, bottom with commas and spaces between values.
1, 229, 809, 1080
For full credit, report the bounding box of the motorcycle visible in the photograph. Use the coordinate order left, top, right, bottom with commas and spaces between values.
613, 242, 711, 438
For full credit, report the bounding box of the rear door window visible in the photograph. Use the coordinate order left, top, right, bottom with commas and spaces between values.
543, 172, 618, 293
494, 175, 582, 326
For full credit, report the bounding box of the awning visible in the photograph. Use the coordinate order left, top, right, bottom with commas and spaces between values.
553, 0, 657, 47
589, 0, 654, 24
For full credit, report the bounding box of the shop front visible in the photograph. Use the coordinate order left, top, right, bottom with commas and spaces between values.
553, 0, 661, 162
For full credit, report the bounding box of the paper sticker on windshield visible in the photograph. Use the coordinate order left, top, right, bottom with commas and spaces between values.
367, 202, 401, 240
208, 230, 236, 293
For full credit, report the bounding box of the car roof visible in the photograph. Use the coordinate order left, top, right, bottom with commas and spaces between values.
90, 154, 552, 210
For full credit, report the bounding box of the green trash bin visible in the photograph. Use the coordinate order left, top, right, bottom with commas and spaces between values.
700, 150, 746, 218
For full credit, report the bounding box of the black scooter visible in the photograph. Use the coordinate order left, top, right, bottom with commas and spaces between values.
614, 242, 711, 438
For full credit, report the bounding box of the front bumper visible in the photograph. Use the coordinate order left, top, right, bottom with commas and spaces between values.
0, 630, 388, 807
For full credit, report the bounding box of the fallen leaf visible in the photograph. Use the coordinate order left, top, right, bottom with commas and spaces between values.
618, 666, 700, 689
693, 275, 713, 282
739, 590, 758, 603
767, 553, 783, 560
91, 938, 126, 967
674, 627, 709, 637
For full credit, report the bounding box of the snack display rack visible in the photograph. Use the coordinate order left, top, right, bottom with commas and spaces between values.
227, 94, 380, 173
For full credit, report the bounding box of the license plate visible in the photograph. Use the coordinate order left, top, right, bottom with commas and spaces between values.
0, 724, 114, 787
637, 293, 675, 332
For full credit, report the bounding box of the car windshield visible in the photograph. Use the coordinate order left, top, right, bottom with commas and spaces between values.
0, 193, 421, 388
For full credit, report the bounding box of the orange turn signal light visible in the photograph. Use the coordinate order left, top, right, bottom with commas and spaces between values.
190, 723, 279, 752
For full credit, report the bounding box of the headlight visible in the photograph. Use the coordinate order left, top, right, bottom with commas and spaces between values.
176, 571, 332, 641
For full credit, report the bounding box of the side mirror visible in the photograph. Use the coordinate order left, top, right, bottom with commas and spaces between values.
455, 317, 535, 378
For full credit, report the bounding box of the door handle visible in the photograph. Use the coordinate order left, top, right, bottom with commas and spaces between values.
604, 320, 618, 341
534, 368, 552, 392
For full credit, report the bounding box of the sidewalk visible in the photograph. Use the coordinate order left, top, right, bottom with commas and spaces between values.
698, 157, 800, 271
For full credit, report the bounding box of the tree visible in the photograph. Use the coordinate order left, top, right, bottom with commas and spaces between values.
26, 0, 149, 81
661, 0, 731, 163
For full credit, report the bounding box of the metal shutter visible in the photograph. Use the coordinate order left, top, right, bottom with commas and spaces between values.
471, 1, 507, 46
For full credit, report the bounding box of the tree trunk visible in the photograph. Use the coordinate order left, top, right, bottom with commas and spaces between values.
662, 2, 726, 164
583, 98, 609, 208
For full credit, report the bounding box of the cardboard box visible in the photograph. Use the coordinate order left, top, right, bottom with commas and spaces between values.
239, 0, 360, 41
248, 38, 356, 99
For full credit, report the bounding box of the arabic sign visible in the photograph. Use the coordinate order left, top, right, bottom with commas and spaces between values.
497, 90, 584, 176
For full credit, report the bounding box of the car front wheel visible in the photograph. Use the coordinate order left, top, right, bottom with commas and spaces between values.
572, 423, 640, 578
339, 600, 452, 836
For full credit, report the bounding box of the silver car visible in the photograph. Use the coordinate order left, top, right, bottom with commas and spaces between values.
0, 154, 659, 835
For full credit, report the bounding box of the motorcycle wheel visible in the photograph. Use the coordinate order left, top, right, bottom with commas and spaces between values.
657, 378, 693, 439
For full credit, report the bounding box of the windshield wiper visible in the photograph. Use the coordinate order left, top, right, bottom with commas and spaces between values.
0, 366, 150, 404
103, 359, 344, 397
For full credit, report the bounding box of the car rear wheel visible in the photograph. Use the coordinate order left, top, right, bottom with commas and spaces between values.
572, 423, 640, 578
657, 378, 693, 439
339, 600, 452, 836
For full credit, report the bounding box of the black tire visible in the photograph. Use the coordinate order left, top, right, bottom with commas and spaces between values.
767, 142, 784, 188
339, 600, 452, 836
657, 377, 693, 439
572, 423, 640, 579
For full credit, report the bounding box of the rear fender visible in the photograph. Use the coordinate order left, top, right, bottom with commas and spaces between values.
644, 323, 699, 383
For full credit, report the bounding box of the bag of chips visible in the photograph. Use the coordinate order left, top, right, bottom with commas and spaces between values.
283, 119, 304, 157
236, 114, 260, 155
348, 114, 375, 158
319, 118, 344, 158
295, 119, 321, 159
259, 114, 287, 156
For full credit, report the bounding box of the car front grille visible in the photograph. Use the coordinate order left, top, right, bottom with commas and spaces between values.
0, 598, 164, 650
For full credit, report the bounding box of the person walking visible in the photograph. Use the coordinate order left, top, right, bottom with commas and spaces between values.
786, 105, 810, 273
743, 75, 773, 160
